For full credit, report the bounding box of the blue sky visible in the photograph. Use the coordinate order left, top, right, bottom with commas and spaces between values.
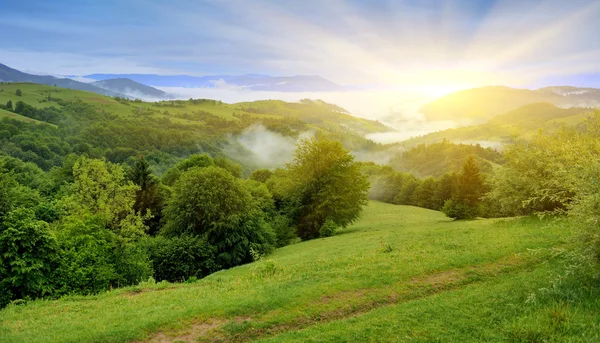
2, 0, 600, 87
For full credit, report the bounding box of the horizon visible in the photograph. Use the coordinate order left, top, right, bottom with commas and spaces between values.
2, 0, 600, 91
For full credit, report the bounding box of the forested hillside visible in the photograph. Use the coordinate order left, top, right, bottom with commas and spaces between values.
0, 83, 389, 174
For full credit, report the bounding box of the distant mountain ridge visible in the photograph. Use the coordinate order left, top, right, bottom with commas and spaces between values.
0, 63, 126, 97
84, 73, 343, 92
91, 78, 168, 98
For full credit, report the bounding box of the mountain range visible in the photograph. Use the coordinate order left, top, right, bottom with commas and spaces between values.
83, 73, 343, 92
0, 63, 126, 98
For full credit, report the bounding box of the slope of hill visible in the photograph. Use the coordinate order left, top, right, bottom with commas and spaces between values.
84, 73, 343, 91
0, 63, 125, 97
0, 202, 588, 343
91, 78, 168, 99
403, 103, 593, 148
418, 86, 600, 122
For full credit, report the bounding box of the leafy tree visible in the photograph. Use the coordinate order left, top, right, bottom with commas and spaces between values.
161, 154, 214, 186
0, 208, 57, 307
162, 166, 274, 268
51, 215, 117, 295
5, 100, 12, 111
15, 89, 22, 96
61, 157, 145, 239
287, 138, 369, 240
249, 168, 273, 183
214, 156, 243, 178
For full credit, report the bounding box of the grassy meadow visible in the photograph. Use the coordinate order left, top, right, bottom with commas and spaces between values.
1, 201, 594, 343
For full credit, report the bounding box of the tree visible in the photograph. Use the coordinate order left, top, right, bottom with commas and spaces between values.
14, 101, 24, 114
61, 157, 145, 239
456, 156, 484, 207
128, 156, 165, 235
0, 208, 57, 307
15, 89, 22, 97
287, 138, 369, 240
162, 166, 274, 268
5, 100, 12, 111
161, 154, 214, 186
442, 156, 484, 219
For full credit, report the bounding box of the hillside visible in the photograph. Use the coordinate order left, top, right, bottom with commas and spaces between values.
403, 103, 593, 147
418, 86, 600, 122
0, 63, 125, 97
91, 78, 168, 99
1, 201, 593, 343
0, 83, 391, 173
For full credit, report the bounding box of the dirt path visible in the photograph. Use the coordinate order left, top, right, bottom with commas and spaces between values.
137, 253, 539, 343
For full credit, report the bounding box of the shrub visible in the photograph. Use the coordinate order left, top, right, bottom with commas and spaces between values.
442, 199, 478, 220
271, 215, 297, 247
145, 235, 217, 282
319, 219, 338, 238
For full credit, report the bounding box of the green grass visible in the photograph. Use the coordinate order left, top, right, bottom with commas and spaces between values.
0, 201, 588, 343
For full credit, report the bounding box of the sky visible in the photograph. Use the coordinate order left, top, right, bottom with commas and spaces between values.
2, 0, 600, 90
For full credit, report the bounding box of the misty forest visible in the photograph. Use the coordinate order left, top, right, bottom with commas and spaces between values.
2, 1, 600, 342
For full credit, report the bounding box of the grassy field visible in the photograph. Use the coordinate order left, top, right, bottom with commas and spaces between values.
0, 201, 595, 343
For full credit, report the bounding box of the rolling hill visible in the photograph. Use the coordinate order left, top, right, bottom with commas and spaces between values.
0, 201, 592, 343
0, 83, 389, 136
404, 102, 594, 148
418, 85, 600, 122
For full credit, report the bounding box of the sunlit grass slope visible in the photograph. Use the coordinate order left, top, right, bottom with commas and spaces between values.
0, 201, 584, 343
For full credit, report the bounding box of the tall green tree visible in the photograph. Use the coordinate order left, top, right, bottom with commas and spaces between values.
456, 156, 485, 208
442, 156, 484, 219
128, 156, 164, 235
5, 100, 12, 111
287, 138, 369, 240
15, 89, 22, 97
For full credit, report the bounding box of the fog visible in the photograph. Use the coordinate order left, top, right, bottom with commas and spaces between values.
223, 124, 313, 169
156, 86, 468, 144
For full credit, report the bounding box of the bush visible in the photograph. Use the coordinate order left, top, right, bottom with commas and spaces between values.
441, 199, 478, 220
271, 215, 297, 247
145, 235, 217, 282
319, 219, 338, 237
